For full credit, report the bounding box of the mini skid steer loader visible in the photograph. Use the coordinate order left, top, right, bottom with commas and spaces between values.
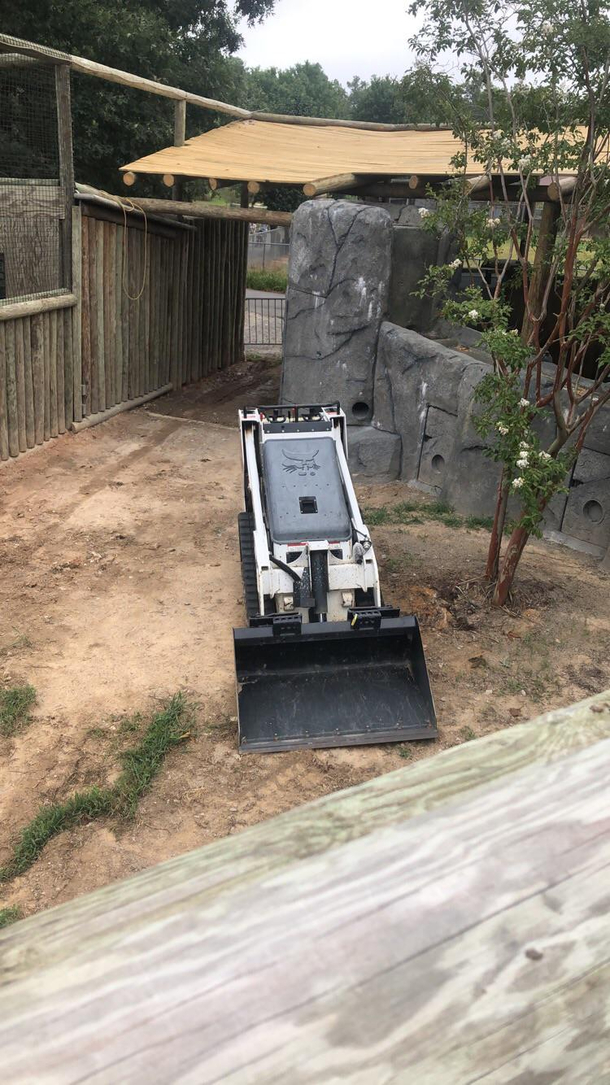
234, 403, 437, 752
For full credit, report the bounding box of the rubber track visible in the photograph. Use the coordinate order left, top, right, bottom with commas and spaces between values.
238, 512, 260, 619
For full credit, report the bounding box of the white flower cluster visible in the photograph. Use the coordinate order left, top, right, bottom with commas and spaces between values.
512, 477, 525, 489
518, 155, 532, 171
418, 207, 431, 218
468, 309, 480, 320
540, 451, 551, 461
487, 217, 500, 229
519, 398, 530, 408
451, 258, 461, 269
497, 423, 509, 435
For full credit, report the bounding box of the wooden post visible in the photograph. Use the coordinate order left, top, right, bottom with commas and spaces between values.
23, 316, 35, 448
4, 321, 19, 456
48, 308, 58, 437
55, 64, 74, 290
240, 184, 249, 209
14, 319, 27, 452
172, 99, 186, 202
42, 311, 51, 441
0, 323, 7, 460
71, 205, 82, 422
521, 200, 560, 342
30, 312, 44, 444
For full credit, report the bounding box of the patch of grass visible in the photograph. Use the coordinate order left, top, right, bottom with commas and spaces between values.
246, 268, 287, 293
0, 685, 36, 738
397, 745, 413, 759
0, 634, 33, 658
118, 713, 142, 736
86, 726, 107, 739
365, 500, 507, 534
461, 726, 477, 741
0, 905, 21, 929
465, 514, 495, 531
0, 693, 195, 883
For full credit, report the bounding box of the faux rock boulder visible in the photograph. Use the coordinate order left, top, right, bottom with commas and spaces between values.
281, 200, 392, 425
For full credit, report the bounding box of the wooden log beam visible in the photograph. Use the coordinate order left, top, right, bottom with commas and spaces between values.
247, 180, 261, 195
0, 292, 77, 322
0, 35, 248, 117
548, 175, 577, 201
162, 174, 175, 188
0, 34, 69, 63
1, 693, 610, 1078
208, 178, 238, 192
465, 173, 490, 194
303, 172, 380, 197
346, 180, 559, 203
122, 172, 136, 187
251, 110, 452, 132
115, 196, 292, 226
0, 52, 54, 69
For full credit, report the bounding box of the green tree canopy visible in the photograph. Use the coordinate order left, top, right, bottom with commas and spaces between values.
244, 61, 349, 118
1, 0, 274, 190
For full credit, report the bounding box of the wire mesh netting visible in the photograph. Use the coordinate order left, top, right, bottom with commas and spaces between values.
0, 58, 67, 303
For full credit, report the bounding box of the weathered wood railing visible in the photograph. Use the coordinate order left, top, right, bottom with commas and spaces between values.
2, 689, 610, 1082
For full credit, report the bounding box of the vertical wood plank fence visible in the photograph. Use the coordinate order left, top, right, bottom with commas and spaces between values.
0, 199, 248, 461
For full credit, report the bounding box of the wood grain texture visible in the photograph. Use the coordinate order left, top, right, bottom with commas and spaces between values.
71, 206, 82, 422
0, 183, 63, 217
30, 313, 44, 445
55, 64, 74, 289
4, 319, 19, 456
23, 316, 35, 448
13, 319, 27, 451
0, 323, 8, 459
0, 292, 76, 322
42, 310, 51, 441
48, 308, 58, 438
0, 693, 609, 1083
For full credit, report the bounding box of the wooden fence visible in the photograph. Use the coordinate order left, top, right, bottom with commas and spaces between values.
0, 294, 77, 458
0, 197, 248, 460
1, 690, 610, 1081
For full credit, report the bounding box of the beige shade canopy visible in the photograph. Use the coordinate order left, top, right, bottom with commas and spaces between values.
122, 120, 480, 185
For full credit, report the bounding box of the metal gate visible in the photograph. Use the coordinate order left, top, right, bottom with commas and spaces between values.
244, 296, 285, 347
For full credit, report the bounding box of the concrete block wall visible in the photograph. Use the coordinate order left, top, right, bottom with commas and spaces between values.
282, 200, 610, 564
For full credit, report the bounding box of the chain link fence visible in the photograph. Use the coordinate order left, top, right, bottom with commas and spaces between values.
248, 225, 289, 271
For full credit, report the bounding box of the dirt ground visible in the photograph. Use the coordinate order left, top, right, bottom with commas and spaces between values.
1, 357, 609, 919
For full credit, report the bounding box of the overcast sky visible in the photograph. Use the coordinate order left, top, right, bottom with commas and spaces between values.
237, 0, 422, 85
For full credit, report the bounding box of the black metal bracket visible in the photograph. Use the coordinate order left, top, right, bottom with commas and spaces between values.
347, 605, 400, 631
250, 613, 303, 636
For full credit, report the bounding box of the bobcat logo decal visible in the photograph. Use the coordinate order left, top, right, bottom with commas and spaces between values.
282, 447, 320, 477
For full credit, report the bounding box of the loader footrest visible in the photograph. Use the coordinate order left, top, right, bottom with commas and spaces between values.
234, 616, 437, 753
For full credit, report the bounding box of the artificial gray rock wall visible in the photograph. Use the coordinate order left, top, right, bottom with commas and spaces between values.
372, 322, 610, 556
280, 200, 610, 565
281, 200, 392, 426
387, 205, 458, 333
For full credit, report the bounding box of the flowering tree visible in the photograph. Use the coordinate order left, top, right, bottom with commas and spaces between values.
409, 0, 610, 605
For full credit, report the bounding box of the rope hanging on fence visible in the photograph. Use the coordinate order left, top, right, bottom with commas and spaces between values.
113, 195, 149, 301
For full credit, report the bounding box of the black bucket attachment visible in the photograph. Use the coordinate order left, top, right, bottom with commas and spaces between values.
234, 613, 437, 753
